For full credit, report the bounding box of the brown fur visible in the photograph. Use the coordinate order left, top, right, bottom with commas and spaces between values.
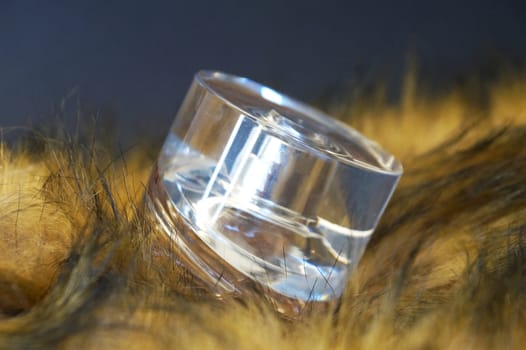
1, 67, 526, 349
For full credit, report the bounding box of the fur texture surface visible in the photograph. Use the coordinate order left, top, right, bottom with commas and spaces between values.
1, 68, 526, 349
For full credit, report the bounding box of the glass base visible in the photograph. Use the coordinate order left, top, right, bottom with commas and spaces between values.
145, 164, 337, 318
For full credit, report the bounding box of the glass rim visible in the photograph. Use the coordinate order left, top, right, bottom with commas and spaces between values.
195, 70, 403, 175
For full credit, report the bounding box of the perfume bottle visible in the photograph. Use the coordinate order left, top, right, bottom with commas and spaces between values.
146, 71, 402, 316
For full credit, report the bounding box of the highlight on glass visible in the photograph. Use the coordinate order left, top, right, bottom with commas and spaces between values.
145, 71, 403, 316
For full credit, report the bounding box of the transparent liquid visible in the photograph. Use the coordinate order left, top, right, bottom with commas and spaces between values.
158, 132, 373, 302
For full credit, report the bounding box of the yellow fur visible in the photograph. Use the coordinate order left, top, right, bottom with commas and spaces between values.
1, 68, 526, 348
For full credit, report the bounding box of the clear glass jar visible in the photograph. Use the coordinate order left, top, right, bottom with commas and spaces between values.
146, 71, 402, 316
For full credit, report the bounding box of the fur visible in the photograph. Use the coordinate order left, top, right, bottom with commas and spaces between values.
1, 68, 526, 349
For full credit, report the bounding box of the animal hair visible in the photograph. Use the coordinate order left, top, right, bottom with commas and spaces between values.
1, 67, 526, 349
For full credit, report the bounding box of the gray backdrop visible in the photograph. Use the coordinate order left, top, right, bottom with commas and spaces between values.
1, 0, 525, 141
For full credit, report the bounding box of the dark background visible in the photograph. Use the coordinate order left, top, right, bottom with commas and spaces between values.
1, 0, 525, 142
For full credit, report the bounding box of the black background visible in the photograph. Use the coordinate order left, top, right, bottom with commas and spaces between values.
1, 0, 525, 141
